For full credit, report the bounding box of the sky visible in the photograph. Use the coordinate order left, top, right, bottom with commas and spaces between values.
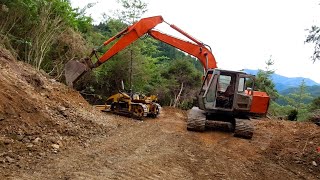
70, 0, 320, 83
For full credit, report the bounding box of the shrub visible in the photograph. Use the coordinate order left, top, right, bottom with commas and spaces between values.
287, 109, 298, 121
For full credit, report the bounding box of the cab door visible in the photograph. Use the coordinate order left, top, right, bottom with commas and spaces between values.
234, 74, 254, 111
201, 70, 220, 110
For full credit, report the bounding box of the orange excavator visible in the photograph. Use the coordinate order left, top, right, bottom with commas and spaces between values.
64, 16, 270, 138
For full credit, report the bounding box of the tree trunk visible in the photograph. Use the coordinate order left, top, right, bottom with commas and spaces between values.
173, 82, 184, 107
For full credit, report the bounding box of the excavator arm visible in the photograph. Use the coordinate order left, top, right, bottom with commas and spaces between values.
64, 15, 217, 86
148, 30, 216, 70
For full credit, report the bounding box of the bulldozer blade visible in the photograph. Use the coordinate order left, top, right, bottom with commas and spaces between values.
64, 60, 89, 87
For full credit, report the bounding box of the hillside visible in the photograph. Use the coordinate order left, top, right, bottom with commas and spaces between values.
1, 47, 320, 179
244, 69, 320, 91
280, 85, 320, 97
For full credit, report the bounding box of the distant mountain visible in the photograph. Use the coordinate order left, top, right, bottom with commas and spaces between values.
280, 85, 320, 97
275, 85, 320, 105
243, 69, 320, 92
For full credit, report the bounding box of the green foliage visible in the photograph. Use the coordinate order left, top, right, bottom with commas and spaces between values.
158, 59, 202, 107
305, 26, 320, 62
0, 0, 93, 76
254, 57, 279, 100
287, 109, 298, 121
310, 96, 320, 111
276, 85, 320, 105
81, 18, 161, 99
268, 101, 310, 121
282, 80, 313, 110
275, 80, 314, 121
268, 101, 293, 117
296, 108, 311, 121
115, 0, 148, 24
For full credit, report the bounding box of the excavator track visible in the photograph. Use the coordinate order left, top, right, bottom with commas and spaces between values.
234, 119, 254, 139
187, 107, 206, 132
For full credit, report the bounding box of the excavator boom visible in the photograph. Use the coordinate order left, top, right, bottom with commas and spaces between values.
64, 15, 217, 86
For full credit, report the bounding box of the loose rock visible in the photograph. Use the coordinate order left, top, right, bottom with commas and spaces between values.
58, 106, 66, 112
33, 137, 41, 143
16, 134, 24, 141
0, 114, 4, 121
51, 144, 60, 149
3, 138, 12, 145
5, 156, 15, 163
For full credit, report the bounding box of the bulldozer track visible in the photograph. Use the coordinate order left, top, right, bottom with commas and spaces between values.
234, 119, 254, 139
131, 103, 148, 119
110, 103, 148, 120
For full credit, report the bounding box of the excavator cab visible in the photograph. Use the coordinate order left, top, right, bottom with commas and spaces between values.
188, 69, 255, 139
198, 69, 254, 113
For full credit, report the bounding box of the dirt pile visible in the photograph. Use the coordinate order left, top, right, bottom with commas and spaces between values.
254, 120, 320, 178
0, 47, 117, 177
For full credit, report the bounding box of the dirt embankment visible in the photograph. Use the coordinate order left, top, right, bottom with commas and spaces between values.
0, 47, 118, 178
0, 47, 319, 180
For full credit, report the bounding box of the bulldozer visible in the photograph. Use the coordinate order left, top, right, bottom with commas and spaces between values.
64, 16, 270, 139
103, 91, 161, 119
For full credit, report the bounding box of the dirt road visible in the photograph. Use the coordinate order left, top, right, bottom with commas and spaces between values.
3, 107, 317, 180
0, 47, 319, 180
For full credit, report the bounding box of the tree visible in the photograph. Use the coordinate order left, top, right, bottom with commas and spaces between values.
305, 26, 320, 62
254, 57, 279, 100
85, 18, 161, 98
103, 0, 149, 91
281, 79, 313, 121
115, 0, 148, 24
287, 109, 298, 121
25, 2, 65, 70
283, 79, 313, 110
159, 59, 202, 108
310, 96, 320, 111
0, 0, 93, 75
309, 96, 320, 123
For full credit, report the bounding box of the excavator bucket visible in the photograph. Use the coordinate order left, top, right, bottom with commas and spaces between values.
64, 60, 90, 87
